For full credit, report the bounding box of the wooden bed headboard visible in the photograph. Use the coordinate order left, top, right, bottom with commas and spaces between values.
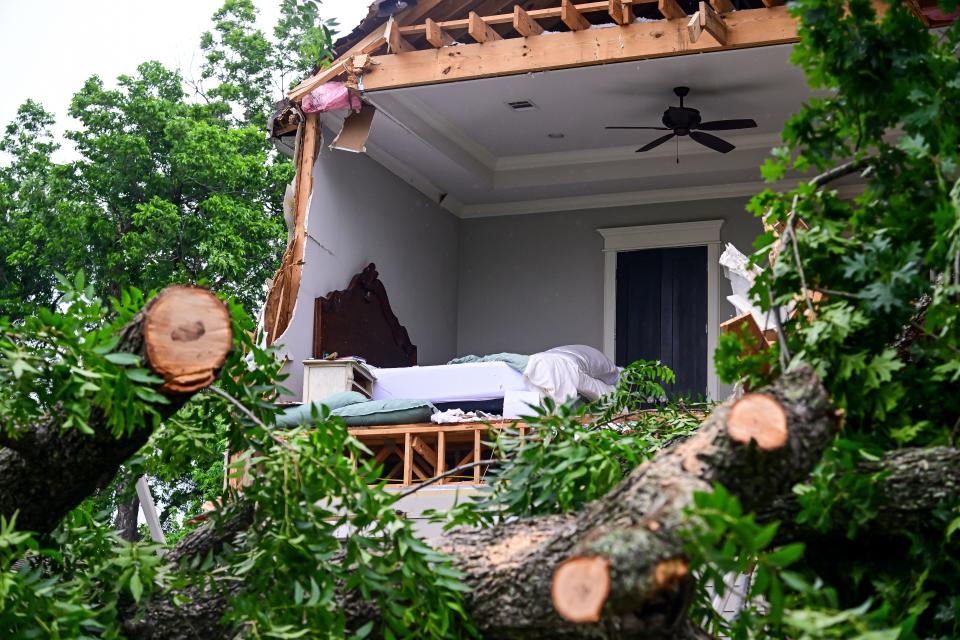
313, 263, 417, 367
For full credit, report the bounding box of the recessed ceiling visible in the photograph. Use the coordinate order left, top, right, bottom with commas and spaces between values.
325, 43, 811, 216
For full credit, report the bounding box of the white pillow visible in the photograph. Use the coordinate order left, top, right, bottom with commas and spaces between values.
546, 345, 618, 382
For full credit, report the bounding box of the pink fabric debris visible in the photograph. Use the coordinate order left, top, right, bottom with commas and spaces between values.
301, 82, 362, 114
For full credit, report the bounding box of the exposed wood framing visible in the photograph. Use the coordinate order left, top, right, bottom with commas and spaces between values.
688, 1, 728, 44
353, 6, 798, 92
262, 112, 319, 345
710, 0, 736, 12
385, 16, 416, 53
514, 5, 545, 36
658, 0, 686, 20
468, 10, 503, 42
425, 17, 455, 48
347, 421, 511, 487
561, 0, 592, 30
289, 25, 387, 101
396, 0, 649, 38
608, 0, 632, 24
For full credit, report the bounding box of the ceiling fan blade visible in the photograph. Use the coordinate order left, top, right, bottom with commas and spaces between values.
690, 130, 735, 153
606, 126, 671, 130
636, 133, 677, 152
696, 119, 758, 131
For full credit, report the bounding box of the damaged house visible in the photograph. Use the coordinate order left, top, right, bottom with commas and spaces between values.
256, 0, 934, 496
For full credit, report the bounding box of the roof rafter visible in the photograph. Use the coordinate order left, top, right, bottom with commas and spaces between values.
349, 6, 799, 92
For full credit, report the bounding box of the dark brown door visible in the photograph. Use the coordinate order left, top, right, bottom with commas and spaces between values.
615, 246, 707, 398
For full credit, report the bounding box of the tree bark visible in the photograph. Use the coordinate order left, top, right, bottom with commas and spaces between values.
127, 365, 839, 639
114, 471, 143, 543
0, 286, 232, 535
761, 445, 960, 540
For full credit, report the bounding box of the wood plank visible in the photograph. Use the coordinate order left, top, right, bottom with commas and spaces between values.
411, 461, 430, 481
348, 422, 516, 437
411, 435, 438, 468
288, 24, 388, 100
698, 1, 728, 44
425, 17, 456, 48
437, 430, 446, 482
710, 0, 736, 13
357, 7, 798, 91
658, 0, 686, 20
403, 432, 413, 486
561, 0, 592, 30
609, 0, 632, 24
687, 10, 703, 42
514, 5, 545, 37
469, 11, 502, 42
397, 1, 650, 36
762, 0, 786, 5
473, 429, 482, 483
720, 312, 773, 353
386, 16, 417, 53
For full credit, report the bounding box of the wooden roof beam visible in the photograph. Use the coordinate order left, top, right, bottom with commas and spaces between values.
514, 5, 545, 36
385, 16, 416, 53
397, 1, 651, 37
658, 0, 687, 20
688, 1, 728, 44
469, 10, 503, 43
425, 17, 456, 48
609, 0, 633, 25
561, 0, 592, 30
710, 0, 736, 12
356, 6, 798, 91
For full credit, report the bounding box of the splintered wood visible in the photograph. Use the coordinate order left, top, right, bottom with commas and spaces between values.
143, 286, 232, 393
727, 393, 789, 450
551, 556, 611, 623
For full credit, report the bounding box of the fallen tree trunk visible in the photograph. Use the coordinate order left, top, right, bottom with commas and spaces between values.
0, 286, 232, 534
437, 365, 836, 639
761, 445, 960, 541
126, 365, 837, 639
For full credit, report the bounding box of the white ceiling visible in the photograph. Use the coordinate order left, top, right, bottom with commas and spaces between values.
322, 43, 812, 217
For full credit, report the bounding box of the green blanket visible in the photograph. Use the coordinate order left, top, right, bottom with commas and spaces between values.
447, 352, 529, 373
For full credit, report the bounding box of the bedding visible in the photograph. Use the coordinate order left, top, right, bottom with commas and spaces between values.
524, 349, 617, 403
277, 391, 368, 426
369, 361, 527, 404
446, 352, 529, 373
332, 398, 436, 426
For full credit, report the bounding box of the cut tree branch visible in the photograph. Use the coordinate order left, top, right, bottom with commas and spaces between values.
0, 286, 232, 534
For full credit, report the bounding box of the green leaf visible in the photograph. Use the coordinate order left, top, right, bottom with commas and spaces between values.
129, 572, 143, 603
104, 352, 142, 366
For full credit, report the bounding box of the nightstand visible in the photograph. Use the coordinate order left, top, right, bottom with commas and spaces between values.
302, 359, 376, 402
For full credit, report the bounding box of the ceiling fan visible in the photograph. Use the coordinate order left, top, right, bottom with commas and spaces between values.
606, 86, 757, 157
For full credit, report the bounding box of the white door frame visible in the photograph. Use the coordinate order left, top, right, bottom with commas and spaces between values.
598, 219, 724, 400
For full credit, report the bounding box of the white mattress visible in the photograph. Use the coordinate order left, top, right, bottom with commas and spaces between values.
369, 362, 527, 403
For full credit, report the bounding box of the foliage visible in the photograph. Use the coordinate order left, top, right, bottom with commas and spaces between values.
708, 1, 960, 636
436, 361, 706, 529
0, 280, 476, 639
682, 486, 904, 640
0, 0, 338, 319
0, 273, 170, 441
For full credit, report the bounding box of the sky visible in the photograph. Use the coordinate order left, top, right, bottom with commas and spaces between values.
0, 0, 369, 158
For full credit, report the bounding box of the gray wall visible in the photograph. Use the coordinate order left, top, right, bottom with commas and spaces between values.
455, 197, 762, 357
278, 132, 460, 399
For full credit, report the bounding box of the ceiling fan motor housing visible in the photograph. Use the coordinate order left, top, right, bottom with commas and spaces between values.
663, 107, 701, 135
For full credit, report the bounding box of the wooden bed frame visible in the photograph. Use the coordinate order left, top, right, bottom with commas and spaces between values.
313, 263, 417, 367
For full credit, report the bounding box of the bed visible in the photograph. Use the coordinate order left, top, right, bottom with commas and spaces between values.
305, 265, 621, 487
313, 264, 618, 418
